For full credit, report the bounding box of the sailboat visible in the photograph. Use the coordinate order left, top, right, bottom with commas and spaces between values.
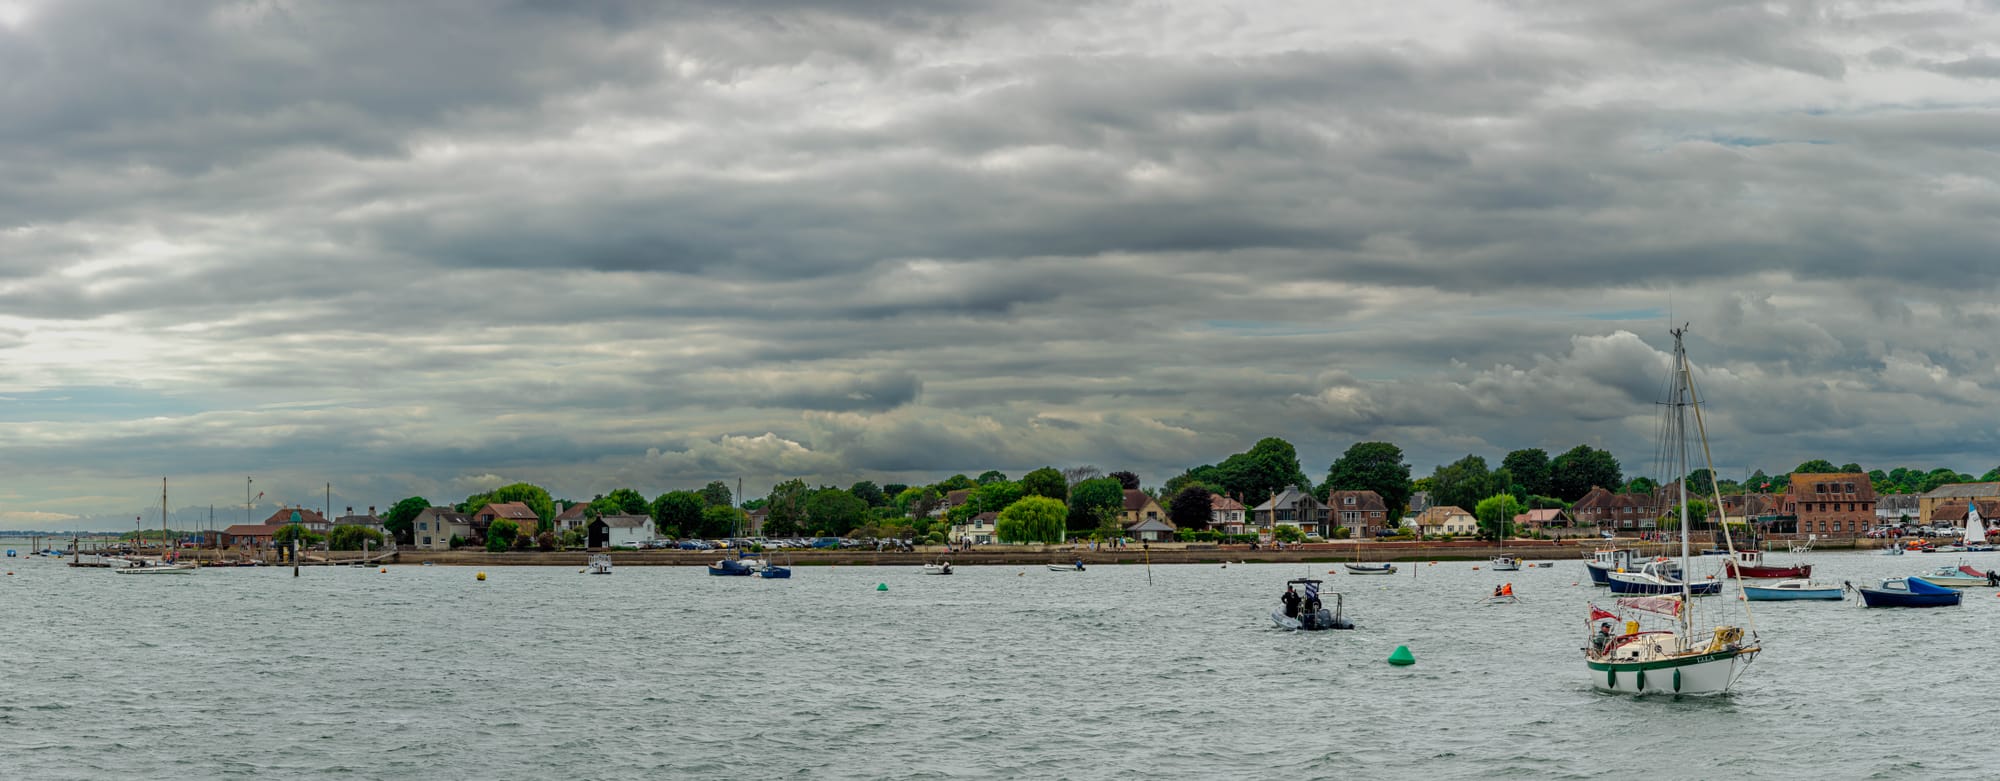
1582, 326, 1759, 695
1960, 502, 1993, 552
1490, 520, 1521, 571
116, 478, 198, 574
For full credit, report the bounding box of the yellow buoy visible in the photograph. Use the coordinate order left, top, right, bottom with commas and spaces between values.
476, 571, 487, 581
379, 567, 386, 573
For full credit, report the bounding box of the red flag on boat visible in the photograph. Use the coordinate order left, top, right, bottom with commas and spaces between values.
1588, 604, 1617, 622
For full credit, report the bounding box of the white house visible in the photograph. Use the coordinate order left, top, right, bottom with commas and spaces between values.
592, 514, 655, 548
950, 511, 999, 545
1209, 495, 1246, 534
1416, 506, 1477, 536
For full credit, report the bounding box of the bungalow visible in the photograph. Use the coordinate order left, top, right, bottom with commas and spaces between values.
1126, 515, 1176, 542
1251, 486, 1329, 537
1209, 495, 1246, 535
1327, 490, 1388, 537
220, 523, 283, 548
1415, 506, 1476, 536
412, 507, 475, 550
1512, 508, 1570, 532
951, 511, 999, 546
590, 514, 654, 548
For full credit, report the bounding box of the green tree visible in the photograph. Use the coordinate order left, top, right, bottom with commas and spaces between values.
969, 480, 1026, 517
1323, 442, 1414, 517
699, 481, 734, 508
1838, 462, 1862, 474
460, 483, 556, 532
975, 470, 1008, 485
1066, 477, 1125, 532
764, 479, 810, 536
1432, 455, 1503, 513
1746, 469, 1775, 493
936, 474, 976, 492
995, 496, 1067, 544
848, 481, 885, 507
593, 488, 649, 517
328, 525, 385, 551
1169, 485, 1214, 530
1501, 448, 1551, 499
1020, 467, 1069, 502
485, 518, 519, 552
1793, 459, 1839, 474
699, 505, 744, 538
382, 496, 429, 544
1108, 470, 1142, 490
805, 488, 870, 537
1272, 525, 1305, 543
1550, 445, 1622, 502
273, 524, 323, 548
1474, 494, 1524, 541
1212, 437, 1311, 508
651, 491, 706, 538
1624, 476, 1658, 495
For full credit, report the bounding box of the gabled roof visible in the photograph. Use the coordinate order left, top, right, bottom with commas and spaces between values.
554, 503, 591, 521
1121, 489, 1157, 512
597, 514, 651, 530
1251, 486, 1325, 512
1415, 506, 1471, 525
1927, 499, 2000, 524
972, 511, 998, 522
944, 489, 973, 506
1209, 495, 1245, 511
418, 507, 473, 525
333, 514, 383, 527
1920, 482, 2000, 499
1124, 517, 1175, 532
479, 501, 540, 521
1513, 509, 1565, 524
261, 508, 328, 526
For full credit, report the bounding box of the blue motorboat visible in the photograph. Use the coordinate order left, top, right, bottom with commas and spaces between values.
754, 563, 791, 579
1742, 579, 1843, 601
1853, 577, 1961, 608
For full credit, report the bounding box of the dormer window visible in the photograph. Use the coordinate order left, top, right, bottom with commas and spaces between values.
1344, 496, 1355, 505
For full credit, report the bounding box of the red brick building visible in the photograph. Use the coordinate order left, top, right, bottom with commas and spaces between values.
1327, 490, 1389, 537
1571, 486, 1669, 531
1783, 472, 1875, 538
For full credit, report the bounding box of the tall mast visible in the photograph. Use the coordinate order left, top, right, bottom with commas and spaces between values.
162, 477, 169, 553
1673, 327, 1692, 630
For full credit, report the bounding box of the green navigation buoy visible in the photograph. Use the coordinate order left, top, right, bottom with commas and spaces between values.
1388, 645, 1415, 666
877, 583, 888, 591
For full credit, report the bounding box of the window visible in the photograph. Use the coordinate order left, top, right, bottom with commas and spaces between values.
1833, 521, 1842, 533
419, 521, 428, 531
1845, 483, 1855, 493
422, 536, 432, 545
1344, 496, 1355, 505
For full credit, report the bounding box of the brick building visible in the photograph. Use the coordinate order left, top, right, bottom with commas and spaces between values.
1782, 472, 1875, 538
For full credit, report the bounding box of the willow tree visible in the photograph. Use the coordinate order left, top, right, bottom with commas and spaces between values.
996, 496, 1067, 544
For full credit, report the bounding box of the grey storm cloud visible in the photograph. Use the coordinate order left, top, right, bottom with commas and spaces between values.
3, 0, 2000, 528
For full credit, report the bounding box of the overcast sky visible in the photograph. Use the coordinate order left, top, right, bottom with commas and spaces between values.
3, 0, 1998, 530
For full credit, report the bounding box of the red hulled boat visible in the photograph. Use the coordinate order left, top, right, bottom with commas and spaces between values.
1723, 549, 1811, 579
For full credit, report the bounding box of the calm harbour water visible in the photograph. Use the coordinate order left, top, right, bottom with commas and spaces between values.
2, 551, 1995, 780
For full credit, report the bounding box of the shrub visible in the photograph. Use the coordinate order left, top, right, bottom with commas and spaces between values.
1332, 527, 1353, 539
448, 534, 466, 550
1272, 526, 1305, 543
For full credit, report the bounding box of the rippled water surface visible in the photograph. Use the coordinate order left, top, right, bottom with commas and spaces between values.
3, 551, 1997, 779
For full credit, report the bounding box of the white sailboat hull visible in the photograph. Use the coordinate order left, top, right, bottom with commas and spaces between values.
114, 563, 199, 574
1587, 646, 1754, 696
1490, 556, 1521, 571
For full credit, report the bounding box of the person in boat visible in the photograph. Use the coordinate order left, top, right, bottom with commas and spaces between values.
1304, 593, 1321, 614
1281, 586, 1302, 618
1073, 558, 1084, 571
1493, 584, 1504, 597
1988, 569, 1999, 587
1592, 622, 1613, 654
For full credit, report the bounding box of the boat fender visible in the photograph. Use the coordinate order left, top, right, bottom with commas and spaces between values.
1625, 620, 1638, 635
1636, 669, 1646, 690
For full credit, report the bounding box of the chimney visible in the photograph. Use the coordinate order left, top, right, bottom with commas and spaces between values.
368, 506, 376, 517
346, 506, 353, 517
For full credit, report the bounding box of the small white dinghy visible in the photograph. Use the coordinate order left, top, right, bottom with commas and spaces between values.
922, 562, 953, 575
113, 559, 198, 574
583, 553, 612, 575
1047, 561, 1085, 572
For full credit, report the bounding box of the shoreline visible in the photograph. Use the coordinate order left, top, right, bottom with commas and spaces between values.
146, 536, 1884, 567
